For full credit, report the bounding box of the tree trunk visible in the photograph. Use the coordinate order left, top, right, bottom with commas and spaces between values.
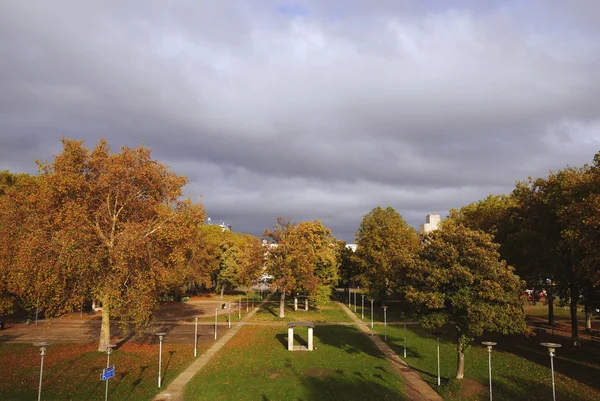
456, 338, 465, 379
220, 284, 225, 300
279, 291, 286, 318
547, 286, 554, 327
98, 298, 110, 352
569, 289, 580, 347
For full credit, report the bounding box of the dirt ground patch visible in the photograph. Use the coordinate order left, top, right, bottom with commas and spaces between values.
457, 378, 486, 399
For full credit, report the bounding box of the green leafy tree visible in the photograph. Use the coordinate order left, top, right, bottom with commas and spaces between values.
336, 240, 361, 302
413, 222, 526, 379
355, 206, 420, 301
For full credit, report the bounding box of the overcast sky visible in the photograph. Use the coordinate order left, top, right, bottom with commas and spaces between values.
1, 1, 599, 241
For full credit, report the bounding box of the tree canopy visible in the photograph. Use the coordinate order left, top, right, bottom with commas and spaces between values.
263, 217, 338, 317
414, 221, 527, 379
355, 206, 421, 301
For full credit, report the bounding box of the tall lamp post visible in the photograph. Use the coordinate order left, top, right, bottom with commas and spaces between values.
541, 342, 562, 401
34, 341, 54, 401
156, 332, 166, 388
369, 299, 374, 329
482, 341, 497, 401
403, 322, 407, 358
361, 295, 365, 319
104, 344, 116, 401
383, 306, 388, 341
228, 302, 231, 328
194, 316, 200, 357
348, 288, 351, 308
238, 297, 241, 319
354, 290, 357, 313
433, 332, 445, 387
214, 307, 218, 340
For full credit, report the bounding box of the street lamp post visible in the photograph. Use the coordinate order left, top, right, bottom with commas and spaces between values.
239, 297, 241, 319
369, 299, 374, 329
482, 341, 497, 401
383, 306, 388, 341
433, 332, 445, 387
214, 307, 218, 340
104, 344, 116, 401
403, 322, 407, 358
156, 332, 166, 388
228, 302, 231, 328
34, 341, 53, 401
348, 288, 351, 308
541, 342, 562, 401
361, 295, 365, 319
194, 316, 199, 357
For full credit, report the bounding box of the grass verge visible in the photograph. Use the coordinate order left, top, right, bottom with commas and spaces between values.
373, 324, 600, 401
0, 342, 200, 400
249, 301, 352, 322
184, 325, 407, 400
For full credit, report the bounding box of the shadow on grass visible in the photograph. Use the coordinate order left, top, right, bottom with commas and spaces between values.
487, 330, 600, 393
401, 324, 600, 397
261, 302, 279, 318
490, 374, 591, 401
298, 368, 407, 400
124, 364, 149, 401
316, 325, 386, 357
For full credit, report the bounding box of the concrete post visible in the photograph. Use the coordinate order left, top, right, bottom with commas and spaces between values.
305, 299, 308, 311
308, 327, 313, 351
288, 327, 294, 351
294, 297, 298, 311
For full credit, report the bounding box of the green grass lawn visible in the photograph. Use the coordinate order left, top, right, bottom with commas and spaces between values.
373, 324, 600, 401
184, 325, 407, 400
524, 303, 587, 320
0, 342, 200, 400
249, 300, 352, 323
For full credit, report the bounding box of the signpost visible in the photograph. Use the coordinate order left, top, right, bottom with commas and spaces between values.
102, 366, 115, 381
102, 344, 116, 401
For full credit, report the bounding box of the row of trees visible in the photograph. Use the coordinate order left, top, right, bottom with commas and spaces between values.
451, 153, 600, 347
345, 207, 526, 379
0, 139, 265, 351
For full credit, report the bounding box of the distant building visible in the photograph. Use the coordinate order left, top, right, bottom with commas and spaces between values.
419, 214, 441, 234
345, 243, 357, 252
207, 217, 231, 232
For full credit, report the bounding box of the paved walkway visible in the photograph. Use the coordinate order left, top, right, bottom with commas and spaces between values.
336, 301, 443, 401
153, 295, 271, 401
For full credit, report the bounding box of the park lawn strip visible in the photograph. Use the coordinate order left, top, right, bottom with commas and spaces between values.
0, 342, 200, 400
184, 325, 407, 400
373, 325, 600, 401
249, 300, 352, 322
524, 303, 586, 320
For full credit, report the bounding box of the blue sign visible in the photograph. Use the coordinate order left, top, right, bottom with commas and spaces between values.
101, 366, 115, 381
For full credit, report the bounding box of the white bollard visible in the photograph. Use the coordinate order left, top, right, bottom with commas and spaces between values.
288, 327, 294, 351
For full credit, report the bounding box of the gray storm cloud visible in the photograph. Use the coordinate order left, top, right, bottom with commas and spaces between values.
1, 1, 599, 241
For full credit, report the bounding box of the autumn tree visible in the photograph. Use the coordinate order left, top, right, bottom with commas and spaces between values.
24, 138, 205, 351
214, 231, 264, 299
354, 206, 420, 301
413, 222, 526, 379
263, 218, 338, 317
